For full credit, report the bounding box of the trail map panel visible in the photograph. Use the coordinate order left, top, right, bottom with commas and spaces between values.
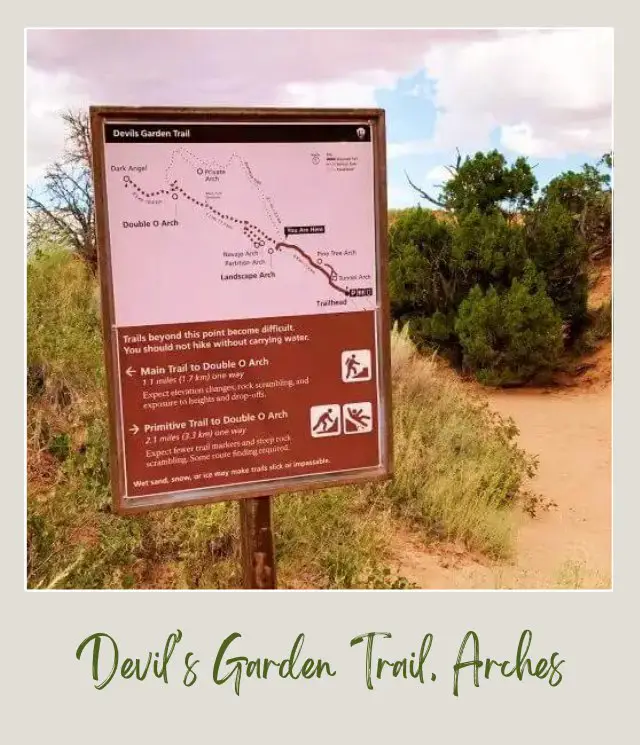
91, 108, 391, 513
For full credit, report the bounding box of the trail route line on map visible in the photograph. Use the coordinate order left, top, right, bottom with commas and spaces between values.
106, 142, 377, 325
122, 148, 361, 297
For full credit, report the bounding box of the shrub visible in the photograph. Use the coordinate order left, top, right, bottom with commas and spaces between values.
524, 201, 589, 334
452, 208, 527, 285
397, 149, 607, 381
455, 266, 564, 385
389, 241, 434, 319
542, 158, 612, 261
389, 207, 464, 355
439, 150, 537, 215
389, 206, 457, 319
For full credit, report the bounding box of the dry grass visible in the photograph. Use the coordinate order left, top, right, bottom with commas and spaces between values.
377, 326, 535, 558
553, 560, 611, 590
27, 247, 534, 589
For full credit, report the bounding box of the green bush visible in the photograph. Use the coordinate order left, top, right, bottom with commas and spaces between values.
389, 208, 463, 356
452, 208, 527, 285
389, 207, 456, 318
395, 149, 610, 383
455, 266, 564, 385
524, 201, 589, 334
541, 158, 612, 261
389, 241, 434, 319
388, 205, 568, 380
440, 150, 537, 215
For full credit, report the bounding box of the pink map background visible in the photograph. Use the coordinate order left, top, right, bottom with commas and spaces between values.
104, 140, 378, 327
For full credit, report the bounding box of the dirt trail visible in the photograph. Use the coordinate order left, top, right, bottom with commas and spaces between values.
394, 381, 612, 589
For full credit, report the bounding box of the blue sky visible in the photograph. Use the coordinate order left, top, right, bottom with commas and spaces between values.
26, 29, 612, 209
377, 69, 607, 208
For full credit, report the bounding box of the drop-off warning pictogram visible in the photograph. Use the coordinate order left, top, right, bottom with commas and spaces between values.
342, 402, 373, 434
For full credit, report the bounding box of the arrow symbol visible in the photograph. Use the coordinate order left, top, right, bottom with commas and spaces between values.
125, 366, 136, 377
129, 424, 139, 435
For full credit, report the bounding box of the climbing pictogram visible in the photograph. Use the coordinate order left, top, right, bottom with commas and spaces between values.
341, 349, 372, 382
310, 404, 341, 438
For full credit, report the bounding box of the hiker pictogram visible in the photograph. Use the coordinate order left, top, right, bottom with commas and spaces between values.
342, 402, 373, 434
310, 404, 342, 438
341, 349, 372, 382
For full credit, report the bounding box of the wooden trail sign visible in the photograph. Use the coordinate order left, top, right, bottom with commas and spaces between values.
90, 106, 393, 585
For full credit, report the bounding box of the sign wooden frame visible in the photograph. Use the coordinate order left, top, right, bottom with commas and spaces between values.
90, 106, 392, 515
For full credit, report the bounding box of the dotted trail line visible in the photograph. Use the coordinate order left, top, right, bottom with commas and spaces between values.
124, 172, 352, 297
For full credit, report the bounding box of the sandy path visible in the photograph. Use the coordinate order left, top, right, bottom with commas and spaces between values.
394, 384, 612, 589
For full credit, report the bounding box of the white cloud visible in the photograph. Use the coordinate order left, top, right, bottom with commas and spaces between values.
425, 164, 453, 183
500, 121, 609, 158
387, 139, 432, 159
25, 29, 613, 186
26, 67, 88, 183
279, 70, 397, 108
25, 29, 438, 179
425, 28, 613, 157
280, 80, 378, 107
25, 29, 512, 181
